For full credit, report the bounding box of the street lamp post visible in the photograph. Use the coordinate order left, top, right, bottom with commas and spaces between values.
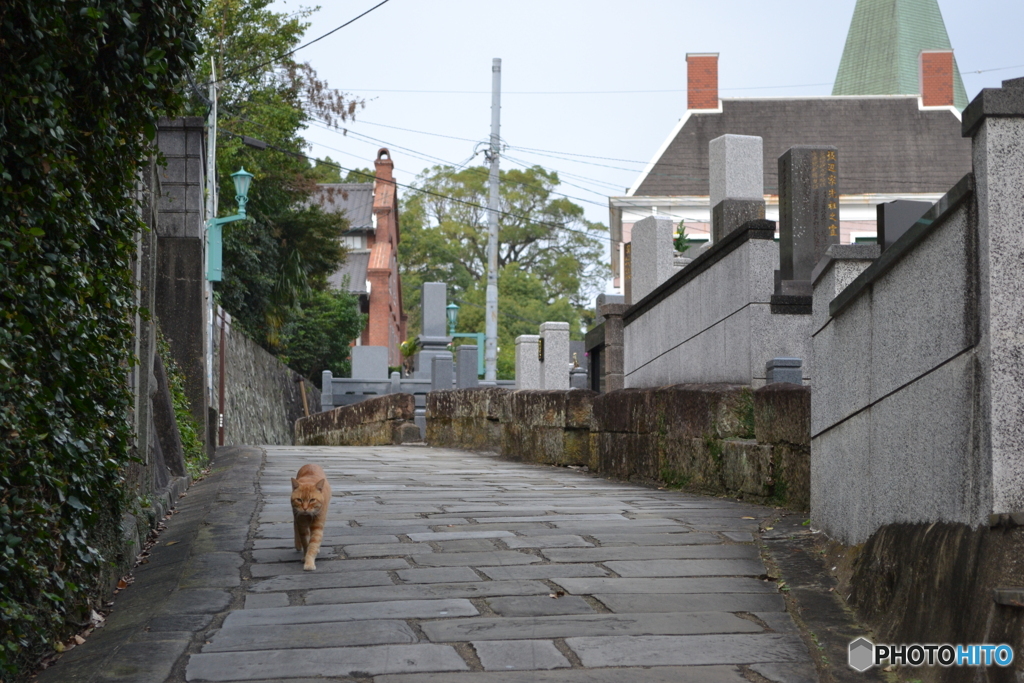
206, 167, 254, 282
444, 302, 486, 377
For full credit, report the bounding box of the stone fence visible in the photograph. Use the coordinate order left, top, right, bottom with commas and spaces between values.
624, 220, 813, 389
811, 77, 1024, 544
295, 393, 420, 446
426, 384, 811, 510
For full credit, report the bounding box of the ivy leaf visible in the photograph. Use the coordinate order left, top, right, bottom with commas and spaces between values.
66, 496, 89, 511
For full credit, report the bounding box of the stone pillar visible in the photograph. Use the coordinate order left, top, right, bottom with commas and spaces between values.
600, 304, 628, 392
709, 134, 765, 242
430, 353, 454, 392
456, 346, 479, 389
570, 367, 588, 390
321, 370, 333, 411
414, 282, 452, 379
630, 216, 675, 303
351, 346, 389, 380
594, 293, 624, 325
777, 145, 840, 296
515, 335, 541, 390
810, 243, 880, 334
539, 322, 570, 391
154, 117, 208, 448
965, 75, 1024, 515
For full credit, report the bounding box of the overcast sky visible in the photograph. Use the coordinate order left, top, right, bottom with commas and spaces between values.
272, 0, 1024, 226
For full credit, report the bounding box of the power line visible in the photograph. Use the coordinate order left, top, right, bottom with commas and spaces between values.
329, 63, 1024, 95
218, 128, 614, 243
216, 0, 391, 84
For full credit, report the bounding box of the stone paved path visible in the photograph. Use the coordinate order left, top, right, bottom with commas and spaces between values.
40, 444, 818, 682
188, 445, 815, 682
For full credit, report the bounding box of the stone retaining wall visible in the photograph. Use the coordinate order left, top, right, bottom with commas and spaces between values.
295, 393, 420, 446
214, 309, 320, 446
425, 383, 811, 510
845, 521, 1024, 682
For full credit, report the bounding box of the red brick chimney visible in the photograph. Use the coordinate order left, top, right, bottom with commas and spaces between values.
686, 53, 719, 110
920, 50, 954, 107
374, 147, 394, 181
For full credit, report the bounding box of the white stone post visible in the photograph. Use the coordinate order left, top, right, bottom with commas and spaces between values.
515, 335, 541, 390
630, 216, 675, 303
539, 322, 570, 390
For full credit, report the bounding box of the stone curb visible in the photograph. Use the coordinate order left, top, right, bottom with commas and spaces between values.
37, 446, 265, 683
759, 513, 885, 683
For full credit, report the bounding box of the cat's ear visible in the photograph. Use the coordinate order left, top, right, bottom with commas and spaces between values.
291, 478, 300, 490
315, 478, 326, 492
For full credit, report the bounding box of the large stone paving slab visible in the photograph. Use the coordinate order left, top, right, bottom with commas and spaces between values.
421, 611, 762, 641
222, 599, 478, 627
376, 666, 753, 683
552, 577, 776, 594
472, 640, 570, 671
249, 569, 395, 592
305, 580, 551, 605
564, 633, 810, 667
541, 544, 759, 563
202, 619, 417, 651
185, 643, 468, 680
602, 558, 767, 577
594, 592, 787, 614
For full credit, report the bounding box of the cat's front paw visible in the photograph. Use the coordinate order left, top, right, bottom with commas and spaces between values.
303, 560, 316, 571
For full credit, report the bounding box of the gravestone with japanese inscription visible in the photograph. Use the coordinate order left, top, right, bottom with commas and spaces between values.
776, 145, 840, 298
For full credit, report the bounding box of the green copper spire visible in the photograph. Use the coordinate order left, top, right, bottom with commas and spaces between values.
833, 0, 968, 110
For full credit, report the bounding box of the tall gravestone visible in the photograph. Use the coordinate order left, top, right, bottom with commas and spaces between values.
515, 335, 541, 390
351, 346, 388, 380
414, 282, 452, 379
709, 134, 765, 242
776, 145, 840, 298
877, 200, 931, 251
455, 345, 479, 389
430, 353, 454, 392
539, 322, 570, 391
630, 216, 675, 303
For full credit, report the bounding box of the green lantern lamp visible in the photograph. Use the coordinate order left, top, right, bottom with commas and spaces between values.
207, 167, 255, 282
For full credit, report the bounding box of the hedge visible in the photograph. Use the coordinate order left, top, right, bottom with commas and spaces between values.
0, 1, 201, 678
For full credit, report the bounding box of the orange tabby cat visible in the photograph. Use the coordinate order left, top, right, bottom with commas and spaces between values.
290, 464, 331, 571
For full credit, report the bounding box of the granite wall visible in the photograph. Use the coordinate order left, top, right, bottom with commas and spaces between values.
425, 383, 811, 510
811, 77, 1024, 544
623, 221, 813, 389
213, 309, 320, 446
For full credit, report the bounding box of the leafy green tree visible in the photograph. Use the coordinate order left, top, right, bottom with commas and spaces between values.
192, 0, 362, 348
399, 165, 607, 378
278, 289, 366, 386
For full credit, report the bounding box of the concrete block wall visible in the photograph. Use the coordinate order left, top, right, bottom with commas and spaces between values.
624, 222, 812, 388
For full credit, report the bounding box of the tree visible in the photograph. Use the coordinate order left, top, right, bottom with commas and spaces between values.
278, 289, 366, 385
399, 165, 608, 378
192, 0, 363, 351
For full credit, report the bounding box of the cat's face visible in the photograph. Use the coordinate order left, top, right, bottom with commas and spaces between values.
290, 478, 326, 515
